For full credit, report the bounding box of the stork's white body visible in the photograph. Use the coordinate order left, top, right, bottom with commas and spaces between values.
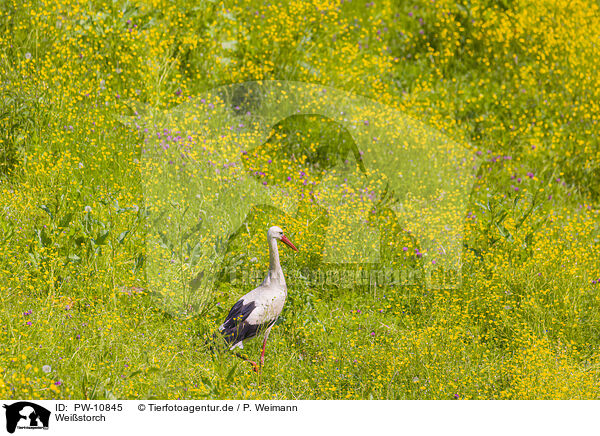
219, 227, 296, 368
220, 279, 287, 350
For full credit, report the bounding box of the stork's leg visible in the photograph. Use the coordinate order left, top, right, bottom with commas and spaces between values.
234, 351, 260, 372
259, 325, 274, 368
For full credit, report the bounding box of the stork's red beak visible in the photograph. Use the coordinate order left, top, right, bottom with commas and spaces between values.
280, 234, 298, 251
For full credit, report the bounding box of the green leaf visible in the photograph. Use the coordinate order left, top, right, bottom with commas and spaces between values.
225, 363, 238, 382
0, 221, 14, 243
58, 212, 73, 229
39, 204, 54, 220
28, 252, 39, 267
133, 254, 145, 274
190, 240, 204, 267
68, 253, 82, 263
200, 375, 214, 389
117, 230, 129, 244
157, 231, 172, 250
496, 210, 508, 224
182, 220, 203, 242
35, 228, 52, 247
94, 230, 110, 245
495, 222, 514, 243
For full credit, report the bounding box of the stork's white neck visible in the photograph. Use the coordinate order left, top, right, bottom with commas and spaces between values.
264, 236, 286, 289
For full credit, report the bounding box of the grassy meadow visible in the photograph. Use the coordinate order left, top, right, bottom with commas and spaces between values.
1, 0, 599, 400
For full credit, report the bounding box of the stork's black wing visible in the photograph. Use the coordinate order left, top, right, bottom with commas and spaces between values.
219, 299, 275, 346
220, 299, 257, 345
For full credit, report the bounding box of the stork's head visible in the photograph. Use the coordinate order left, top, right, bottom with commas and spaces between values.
268, 226, 298, 251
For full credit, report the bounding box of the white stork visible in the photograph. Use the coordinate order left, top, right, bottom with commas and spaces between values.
219, 226, 298, 371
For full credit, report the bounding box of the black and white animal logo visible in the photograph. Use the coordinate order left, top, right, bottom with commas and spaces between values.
2, 402, 50, 434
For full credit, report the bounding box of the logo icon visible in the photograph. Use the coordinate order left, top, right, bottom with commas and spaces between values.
3, 402, 50, 434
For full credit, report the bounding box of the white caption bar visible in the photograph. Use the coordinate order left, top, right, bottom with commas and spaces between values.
0, 400, 596, 436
